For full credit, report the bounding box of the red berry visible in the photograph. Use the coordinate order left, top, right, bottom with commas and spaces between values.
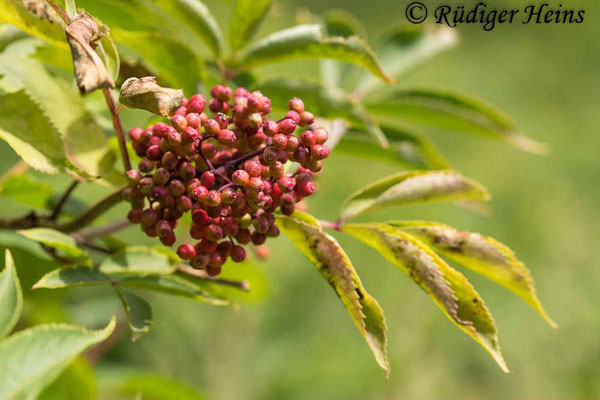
297, 180, 315, 197
285, 111, 301, 124
199, 239, 218, 253
299, 111, 314, 127
235, 229, 251, 244
204, 119, 220, 136
191, 252, 210, 269
160, 231, 176, 246
171, 114, 187, 132
232, 169, 250, 186
288, 97, 304, 113
279, 118, 296, 135
231, 245, 246, 262
192, 209, 210, 226
205, 190, 221, 207
201, 171, 215, 188
263, 120, 279, 136
314, 128, 329, 144
311, 144, 329, 160
127, 208, 143, 223
187, 99, 205, 114
300, 130, 317, 147
129, 127, 144, 142
218, 129, 236, 145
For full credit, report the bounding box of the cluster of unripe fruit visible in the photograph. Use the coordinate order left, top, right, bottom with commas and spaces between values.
123, 85, 330, 276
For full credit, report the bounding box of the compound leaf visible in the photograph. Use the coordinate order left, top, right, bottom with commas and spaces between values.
0, 249, 22, 338
229, 0, 272, 51
239, 24, 393, 83
343, 222, 507, 372
341, 170, 490, 220
390, 220, 557, 328
0, 317, 116, 400
276, 211, 389, 375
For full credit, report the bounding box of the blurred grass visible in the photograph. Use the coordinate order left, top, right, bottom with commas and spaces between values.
1, 0, 599, 398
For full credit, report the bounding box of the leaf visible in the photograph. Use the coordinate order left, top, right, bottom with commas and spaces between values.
0, 317, 116, 400
365, 88, 548, 154
33, 265, 230, 305
116, 289, 153, 341
380, 125, 450, 169
389, 220, 557, 328
100, 246, 179, 275
64, 0, 78, 19
38, 358, 95, 400
342, 222, 508, 372
0, 39, 110, 177
119, 76, 183, 117
0, 249, 22, 338
355, 24, 457, 94
97, 30, 120, 83
0, 0, 67, 46
0, 173, 55, 209
18, 228, 91, 266
276, 211, 389, 375
340, 170, 490, 220
239, 25, 393, 83
229, 0, 272, 51
152, 0, 223, 57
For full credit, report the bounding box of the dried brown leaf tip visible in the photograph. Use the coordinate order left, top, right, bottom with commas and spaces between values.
65, 13, 114, 94
119, 77, 184, 117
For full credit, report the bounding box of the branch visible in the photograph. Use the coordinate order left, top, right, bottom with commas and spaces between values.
103, 88, 131, 172
214, 146, 267, 177
50, 180, 80, 220
44, 0, 71, 24
177, 265, 250, 292
54, 187, 126, 233
75, 219, 131, 242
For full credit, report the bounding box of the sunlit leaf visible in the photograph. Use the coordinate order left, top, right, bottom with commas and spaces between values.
97, 29, 120, 83
0, 172, 54, 209
239, 25, 393, 83
119, 76, 183, 117
276, 211, 389, 375
365, 88, 548, 154
389, 220, 557, 328
0, 0, 67, 46
355, 24, 457, 93
64, 0, 78, 18
116, 288, 153, 341
33, 265, 230, 305
18, 228, 91, 266
229, 0, 272, 51
340, 170, 490, 220
0, 317, 116, 400
343, 222, 508, 372
99, 246, 179, 275
0, 249, 22, 338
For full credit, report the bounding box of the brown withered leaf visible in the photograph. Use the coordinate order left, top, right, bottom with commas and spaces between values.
65, 13, 114, 94
119, 77, 184, 117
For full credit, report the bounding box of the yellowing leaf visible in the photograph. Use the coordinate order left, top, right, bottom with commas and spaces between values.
343, 222, 508, 372
390, 220, 557, 328
277, 212, 389, 375
341, 170, 490, 220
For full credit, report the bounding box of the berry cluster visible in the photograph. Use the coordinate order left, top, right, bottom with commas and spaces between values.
123, 85, 329, 276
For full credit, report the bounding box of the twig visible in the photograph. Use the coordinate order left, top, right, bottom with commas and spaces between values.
44, 0, 71, 24
54, 187, 126, 233
214, 146, 266, 177
177, 265, 250, 292
102, 89, 131, 171
50, 180, 80, 220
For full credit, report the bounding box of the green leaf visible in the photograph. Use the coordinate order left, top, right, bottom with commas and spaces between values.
276, 211, 389, 375
365, 88, 548, 154
65, 0, 78, 19
340, 170, 490, 220
239, 25, 393, 83
33, 265, 230, 305
0, 40, 110, 177
380, 125, 450, 169
0, 0, 67, 47
229, 0, 272, 51
38, 358, 95, 400
355, 25, 457, 93
342, 222, 508, 372
98, 368, 205, 400
152, 0, 223, 57
100, 246, 178, 275
389, 220, 557, 328
18, 228, 91, 266
116, 289, 153, 341
0, 317, 116, 400
97, 31, 120, 83
0, 249, 22, 338
0, 173, 54, 209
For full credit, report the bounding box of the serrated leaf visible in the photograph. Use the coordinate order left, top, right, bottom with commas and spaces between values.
0, 317, 116, 400
18, 228, 91, 266
343, 222, 508, 372
116, 289, 153, 341
33, 265, 230, 305
0, 39, 110, 177
100, 246, 178, 275
355, 25, 457, 94
229, 0, 271, 52
365, 88, 548, 154
239, 25, 393, 83
0, 249, 22, 338
0, 0, 67, 46
341, 170, 490, 220
0, 172, 55, 209
389, 221, 557, 328
152, 0, 222, 57
276, 211, 389, 375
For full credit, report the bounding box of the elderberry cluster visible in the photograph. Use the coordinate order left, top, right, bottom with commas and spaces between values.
123, 85, 330, 276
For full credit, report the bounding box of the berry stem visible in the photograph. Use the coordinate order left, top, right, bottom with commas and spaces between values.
50, 180, 80, 220
214, 146, 266, 177
44, 0, 71, 24
102, 88, 132, 171
177, 265, 250, 292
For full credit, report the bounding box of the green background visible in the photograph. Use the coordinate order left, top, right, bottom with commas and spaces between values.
2, 0, 599, 398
